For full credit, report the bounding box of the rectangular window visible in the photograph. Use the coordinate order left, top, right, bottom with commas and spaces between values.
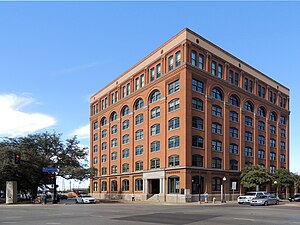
244, 78, 248, 91
115, 91, 118, 102
269, 90, 273, 102
168, 55, 174, 71
135, 77, 139, 91
218, 64, 223, 78
176, 51, 181, 67
235, 72, 239, 86
191, 50, 197, 66
150, 67, 155, 82
258, 84, 261, 97
156, 64, 161, 78
122, 86, 126, 98
111, 93, 115, 105
249, 80, 253, 93
105, 98, 108, 108
211, 61, 216, 75
127, 83, 131, 95
192, 79, 204, 93
199, 54, 204, 70
229, 70, 234, 84
140, 74, 145, 87
168, 80, 180, 94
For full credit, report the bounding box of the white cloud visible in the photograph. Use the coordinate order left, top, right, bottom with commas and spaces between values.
71, 124, 90, 140
0, 94, 56, 137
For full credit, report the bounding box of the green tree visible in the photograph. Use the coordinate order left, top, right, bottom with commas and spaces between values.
0, 132, 90, 198
240, 165, 273, 191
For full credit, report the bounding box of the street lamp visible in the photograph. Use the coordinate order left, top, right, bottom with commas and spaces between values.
274, 180, 278, 197
221, 176, 227, 203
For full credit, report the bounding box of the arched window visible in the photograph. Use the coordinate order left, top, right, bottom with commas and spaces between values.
122, 179, 129, 191
211, 88, 223, 100
111, 152, 117, 161
101, 181, 107, 191
121, 105, 130, 116
244, 101, 254, 112
212, 177, 221, 191
168, 98, 180, 112
258, 107, 266, 117
192, 154, 203, 167
168, 176, 179, 193
150, 90, 161, 103
212, 158, 222, 169
134, 98, 144, 110
168, 136, 180, 149
111, 180, 117, 192
269, 112, 277, 121
192, 136, 204, 148
101, 117, 107, 126
101, 154, 107, 163
135, 179, 143, 191
230, 160, 238, 170
150, 158, 160, 169
230, 95, 240, 107
111, 165, 117, 174
192, 98, 204, 111
110, 111, 118, 121
122, 163, 129, 172
168, 155, 179, 167
192, 116, 203, 130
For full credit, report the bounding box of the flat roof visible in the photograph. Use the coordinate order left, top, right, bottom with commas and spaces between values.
91, 28, 289, 102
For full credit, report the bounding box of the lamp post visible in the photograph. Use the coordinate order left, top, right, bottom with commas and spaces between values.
274, 180, 278, 197
221, 176, 227, 203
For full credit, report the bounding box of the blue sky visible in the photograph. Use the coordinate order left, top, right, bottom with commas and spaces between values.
0, 2, 299, 179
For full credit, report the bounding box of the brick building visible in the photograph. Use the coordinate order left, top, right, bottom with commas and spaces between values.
89, 28, 290, 202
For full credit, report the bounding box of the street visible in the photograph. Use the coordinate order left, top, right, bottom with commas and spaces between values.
0, 201, 300, 225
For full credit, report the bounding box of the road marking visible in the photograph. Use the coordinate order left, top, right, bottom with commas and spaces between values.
234, 218, 255, 221
46, 223, 61, 225
5, 217, 22, 219
1, 222, 17, 224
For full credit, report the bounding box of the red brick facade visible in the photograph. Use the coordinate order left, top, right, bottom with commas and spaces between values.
90, 28, 290, 202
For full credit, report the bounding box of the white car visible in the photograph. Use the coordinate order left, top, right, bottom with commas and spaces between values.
75, 194, 96, 204
237, 191, 268, 204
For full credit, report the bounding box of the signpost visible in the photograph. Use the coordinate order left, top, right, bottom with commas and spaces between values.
42, 167, 58, 173
232, 181, 237, 201
42, 167, 58, 204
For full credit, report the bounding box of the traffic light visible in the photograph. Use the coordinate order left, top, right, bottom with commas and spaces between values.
50, 175, 55, 183
14, 153, 21, 164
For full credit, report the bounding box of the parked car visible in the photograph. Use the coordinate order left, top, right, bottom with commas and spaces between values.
57, 194, 68, 200
237, 191, 269, 204
250, 195, 279, 206
75, 194, 96, 204
289, 194, 300, 202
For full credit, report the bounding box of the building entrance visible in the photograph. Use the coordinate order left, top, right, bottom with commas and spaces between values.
149, 179, 160, 194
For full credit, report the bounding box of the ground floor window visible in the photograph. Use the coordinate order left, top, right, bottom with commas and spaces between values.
168, 176, 179, 194
135, 179, 143, 191
212, 177, 221, 191
111, 180, 117, 192
101, 181, 107, 191
93, 182, 98, 192
122, 179, 129, 191
191, 176, 204, 194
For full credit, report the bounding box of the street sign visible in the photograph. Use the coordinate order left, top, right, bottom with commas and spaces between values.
232, 181, 237, 190
42, 167, 58, 173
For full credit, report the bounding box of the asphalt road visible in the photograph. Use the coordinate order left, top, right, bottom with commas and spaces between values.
0, 200, 300, 225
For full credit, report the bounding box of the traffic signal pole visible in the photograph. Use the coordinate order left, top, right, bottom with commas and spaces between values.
52, 173, 57, 204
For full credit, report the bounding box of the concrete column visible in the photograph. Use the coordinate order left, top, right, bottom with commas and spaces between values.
6, 181, 17, 204
160, 178, 164, 194
143, 179, 148, 194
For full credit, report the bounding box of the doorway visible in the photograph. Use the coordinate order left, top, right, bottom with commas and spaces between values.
149, 179, 160, 194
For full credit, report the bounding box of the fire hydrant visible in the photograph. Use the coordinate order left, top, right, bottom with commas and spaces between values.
213, 197, 216, 204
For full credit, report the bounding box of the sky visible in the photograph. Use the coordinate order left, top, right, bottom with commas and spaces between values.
0, 2, 299, 187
